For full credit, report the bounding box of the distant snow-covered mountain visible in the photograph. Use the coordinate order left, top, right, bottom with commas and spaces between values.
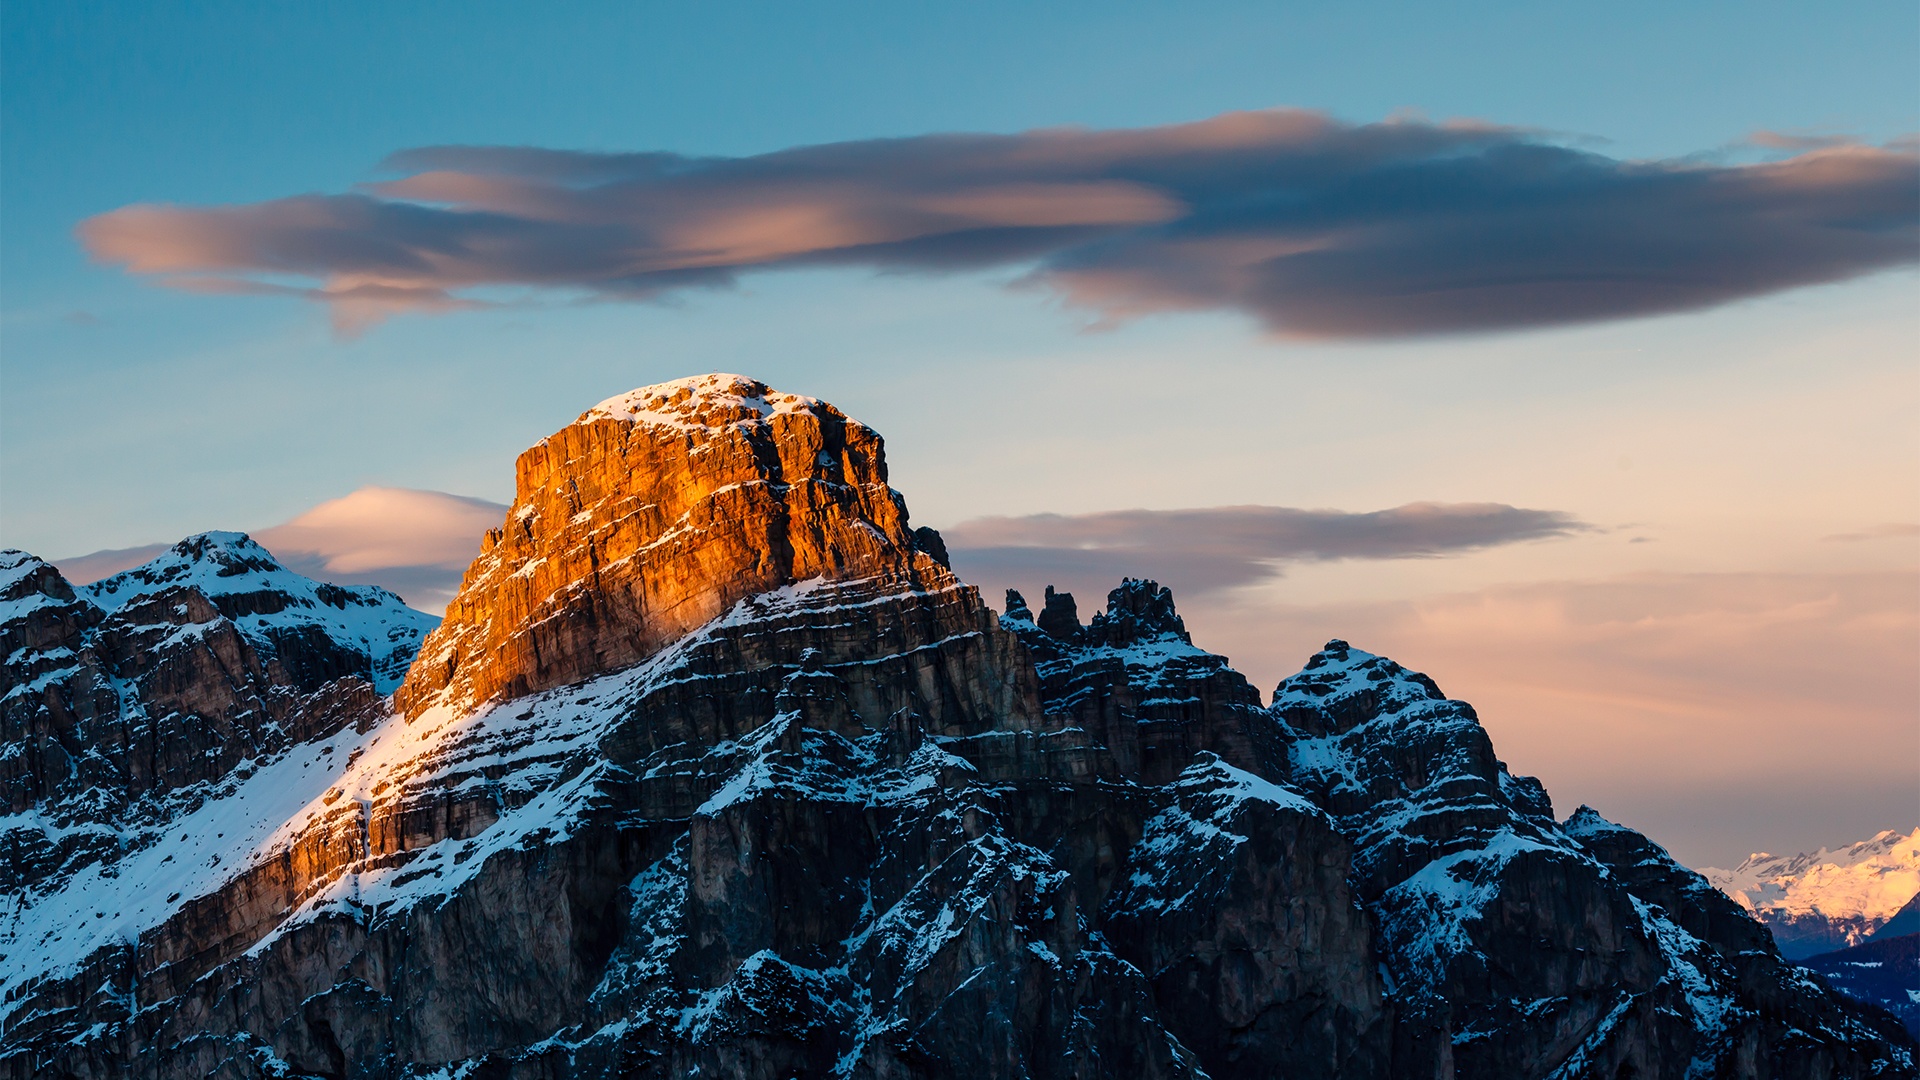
54, 486, 508, 616
1703, 828, 1920, 958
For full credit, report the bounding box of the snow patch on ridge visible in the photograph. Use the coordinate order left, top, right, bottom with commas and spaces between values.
584, 373, 841, 434
1115, 754, 1323, 919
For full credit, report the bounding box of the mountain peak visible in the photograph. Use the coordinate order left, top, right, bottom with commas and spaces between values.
81, 530, 435, 693
1703, 826, 1920, 956
1562, 804, 1620, 835
581, 372, 839, 434
10, 376, 1916, 1075
85, 530, 279, 608
1271, 638, 1448, 722
396, 372, 947, 718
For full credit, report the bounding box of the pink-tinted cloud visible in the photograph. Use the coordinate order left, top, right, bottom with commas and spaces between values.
254, 487, 505, 612
79, 110, 1919, 336
52, 544, 172, 585
1822, 522, 1920, 543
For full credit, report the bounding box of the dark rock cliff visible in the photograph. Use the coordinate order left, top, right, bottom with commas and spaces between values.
2, 375, 1911, 1080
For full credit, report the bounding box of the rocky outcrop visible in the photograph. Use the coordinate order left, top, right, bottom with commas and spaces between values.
0, 534, 433, 1031
1001, 579, 1284, 786
1566, 807, 1917, 1072
1, 536, 429, 815
395, 373, 955, 719
2, 375, 1911, 1080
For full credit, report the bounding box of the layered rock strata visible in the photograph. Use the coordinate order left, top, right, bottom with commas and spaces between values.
1, 374, 1911, 1080
396, 373, 952, 719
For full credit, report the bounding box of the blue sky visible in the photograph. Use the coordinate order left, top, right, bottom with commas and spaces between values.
2, 1, 1915, 866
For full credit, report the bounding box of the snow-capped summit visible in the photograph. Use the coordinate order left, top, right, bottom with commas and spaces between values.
86, 530, 437, 693
84, 530, 282, 607
1272, 638, 1449, 720
397, 374, 937, 719
1703, 827, 1920, 957
581, 372, 839, 433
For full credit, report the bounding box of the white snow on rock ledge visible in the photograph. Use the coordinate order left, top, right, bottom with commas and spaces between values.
582, 373, 847, 433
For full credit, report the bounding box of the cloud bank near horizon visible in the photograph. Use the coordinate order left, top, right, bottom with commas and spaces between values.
79, 110, 1918, 335
942, 501, 1589, 597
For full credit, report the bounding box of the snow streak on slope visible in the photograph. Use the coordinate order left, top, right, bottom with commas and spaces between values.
0, 720, 378, 1003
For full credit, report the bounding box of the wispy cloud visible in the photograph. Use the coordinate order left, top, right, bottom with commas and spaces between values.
942, 501, 1589, 596
79, 110, 1918, 337
53, 544, 172, 585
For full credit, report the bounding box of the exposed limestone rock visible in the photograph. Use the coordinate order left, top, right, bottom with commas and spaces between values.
1035, 585, 1081, 641
2, 376, 1911, 1080
396, 373, 955, 719
1001, 579, 1283, 786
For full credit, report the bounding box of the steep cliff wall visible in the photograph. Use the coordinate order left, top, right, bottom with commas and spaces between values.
396, 373, 954, 718
2, 375, 1910, 1080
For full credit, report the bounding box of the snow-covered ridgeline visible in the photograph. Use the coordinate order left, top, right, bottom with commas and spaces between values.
1703, 828, 1920, 923
83, 531, 438, 693
583, 373, 840, 433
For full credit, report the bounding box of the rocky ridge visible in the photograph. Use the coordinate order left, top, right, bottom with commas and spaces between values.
1799, 935, 1920, 1041
1, 374, 1913, 1079
0, 535, 434, 1015
2, 533, 431, 816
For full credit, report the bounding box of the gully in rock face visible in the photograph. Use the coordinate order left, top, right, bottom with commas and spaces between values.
1, 376, 1913, 1079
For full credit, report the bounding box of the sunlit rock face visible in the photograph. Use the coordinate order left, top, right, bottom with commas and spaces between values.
396, 373, 949, 719
2, 376, 1913, 1080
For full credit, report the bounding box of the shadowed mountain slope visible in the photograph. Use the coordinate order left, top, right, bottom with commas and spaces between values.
2, 375, 1911, 1079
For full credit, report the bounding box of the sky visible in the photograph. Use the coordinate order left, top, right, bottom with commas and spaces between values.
2, 1, 1916, 868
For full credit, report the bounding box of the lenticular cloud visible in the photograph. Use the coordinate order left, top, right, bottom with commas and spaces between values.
80, 109, 1918, 337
